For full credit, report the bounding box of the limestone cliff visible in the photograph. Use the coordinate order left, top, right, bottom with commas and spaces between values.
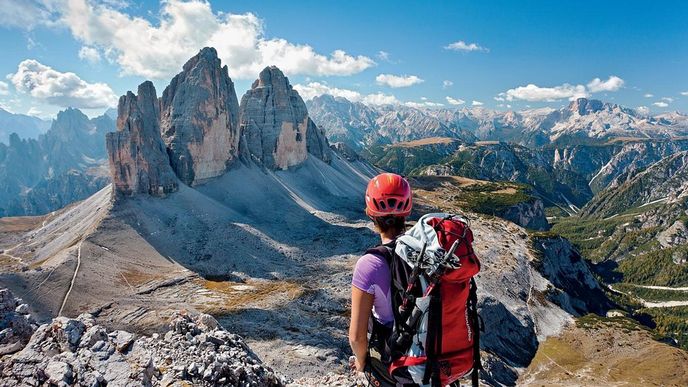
239, 66, 330, 170
106, 81, 178, 196
160, 47, 241, 185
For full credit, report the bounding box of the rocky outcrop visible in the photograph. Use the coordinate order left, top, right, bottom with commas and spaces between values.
0, 307, 283, 386
0, 289, 37, 356
106, 82, 178, 197
330, 142, 360, 162
160, 47, 241, 185
498, 199, 549, 231
239, 66, 331, 169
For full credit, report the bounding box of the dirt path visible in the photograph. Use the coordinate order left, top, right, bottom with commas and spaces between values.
632, 284, 688, 291
608, 284, 688, 308
58, 240, 83, 316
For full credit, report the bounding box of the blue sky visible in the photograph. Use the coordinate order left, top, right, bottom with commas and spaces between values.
0, 0, 687, 118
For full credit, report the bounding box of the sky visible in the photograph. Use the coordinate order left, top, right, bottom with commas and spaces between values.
0, 0, 687, 119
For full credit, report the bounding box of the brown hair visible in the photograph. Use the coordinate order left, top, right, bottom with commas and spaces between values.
372, 215, 407, 238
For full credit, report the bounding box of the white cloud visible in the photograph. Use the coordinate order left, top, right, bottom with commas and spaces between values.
442, 80, 453, 89
444, 40, 488, 52
636, 106, 650, 115
375, 73, 424, 88
293, 81, 399, 106
0, 81, 8, 96
661, 97, 674, 102
653, 101, 669, 108
500, 75, 625, 102
472, 100, 484, 106
362, 92, 399, 105
60, 0, 375, 79
445, 96, 465, 105
681, 91, 688, 96
9, 59, 118, 109
501, 84, 588, 102
644, 93, 654, 98
293, 82, 362, 101
78, 46, 102, 64
0, 0, 60, 30
586, 76, 624, 93
405, 101, 443, 108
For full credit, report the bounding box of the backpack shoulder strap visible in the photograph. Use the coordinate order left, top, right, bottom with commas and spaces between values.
469, 277, 482, 387
365, 242, 395, 264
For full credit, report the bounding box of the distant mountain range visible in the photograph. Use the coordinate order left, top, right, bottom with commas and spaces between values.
0, 108, 51, 145
0, 108, 113, 216
307, 95, 688, 151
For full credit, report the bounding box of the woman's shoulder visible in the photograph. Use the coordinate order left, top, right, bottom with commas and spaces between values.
354, 252, 389, 273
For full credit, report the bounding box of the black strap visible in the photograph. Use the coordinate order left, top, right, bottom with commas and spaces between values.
469, 277, 482, 387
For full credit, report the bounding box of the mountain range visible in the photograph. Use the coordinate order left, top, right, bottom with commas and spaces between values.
0, 109, 114, 217
308, 94, 688, 150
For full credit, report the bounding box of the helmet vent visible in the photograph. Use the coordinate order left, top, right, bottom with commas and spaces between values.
387, 198, 397, 209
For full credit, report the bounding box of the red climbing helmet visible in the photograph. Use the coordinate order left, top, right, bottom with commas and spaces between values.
365, 173, 413, 217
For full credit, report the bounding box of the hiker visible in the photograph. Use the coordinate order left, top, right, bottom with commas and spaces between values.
349, 173, 412, 385
349, 173, 482, 387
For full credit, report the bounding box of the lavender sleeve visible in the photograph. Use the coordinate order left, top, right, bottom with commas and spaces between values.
352, 254, 387, 294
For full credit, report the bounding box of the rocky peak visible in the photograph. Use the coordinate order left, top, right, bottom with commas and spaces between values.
239, 66, 330, 169
568, 98, 604, 115
160, 47, 241, 185
106, 81, 178, 197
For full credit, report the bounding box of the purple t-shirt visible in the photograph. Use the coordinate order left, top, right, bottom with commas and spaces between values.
352, 253, 394, 325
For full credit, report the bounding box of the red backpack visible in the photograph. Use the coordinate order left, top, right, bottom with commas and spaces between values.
366, 213, 482, 387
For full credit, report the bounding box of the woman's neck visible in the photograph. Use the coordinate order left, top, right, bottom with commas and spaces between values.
380, 233, 399, 244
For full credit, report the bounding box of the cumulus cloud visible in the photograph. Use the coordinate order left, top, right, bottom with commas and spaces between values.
405, 101, 443, 108
661, 97, 674, 102
681, 91, 688, 96
59, 0, 374, 79
0, 81, 9, 96
644, 93, 654, 98
500, 83, 588, 102
442, 80, 453, 89
78, 46, 101, 64
0, 0, 60, 30
653, 101, 669, 108
472, 100, 484, 106
444, 40, 488, 52
293, 82, 363, 101
636, 106, 650, 115
499, 76, 626, 102
293, 82, 399, 106
586, 76, 624, 93
445, 96, 465, 105
375, 73, 424, 88
362, 92, 399, 105
9, 59, 118, 109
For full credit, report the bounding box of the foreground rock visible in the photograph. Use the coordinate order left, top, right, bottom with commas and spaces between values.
0, 305, 284, 386
0, 289, 37, 356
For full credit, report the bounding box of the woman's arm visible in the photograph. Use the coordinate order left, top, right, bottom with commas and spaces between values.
349, 285, 374, 372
